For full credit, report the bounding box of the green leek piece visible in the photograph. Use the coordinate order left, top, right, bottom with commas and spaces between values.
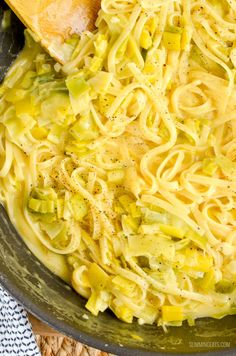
146, 17, 158, 36
122, 215, 140, 234
37, 64, 51, 76
129, 202, 141, 218
165, 25, 183, 34
127, 36, 143, 62
5, 88, 26, 103
69, 91, 91, 116
66, 76, 89, 98
128, 235, 175, 260
114, 203, 125, 214
28, 198, 55, 214
70, 194, 88, 221
88, 71, 113, 93
142, 208, 168, 224
4, 117, 23, 138
200, 269, 216, 291
118, 195, 134, 211
159, 224, 185, 239
28, 198, 41, 212
35, 53, 52, 76
162, 305, 183, 322
185, 230, 207, 250
112, 275, 136, 297
31, 187, 57, 201
140, 29, 152, 50
41, 93, 73, 125
31, 126, 48, 140
36, 213, 57, 223
5, 114, 35, 138
87, 263, 110, 290
35, 53, 46, 71
56, 199, 64, 219
70, 115, 99, 141
86, 290, 109, 316
184, 248, 213, 273
163, 32, 181, 51
139, 224, 160, 235
38, 200, 55, 214
113, 304, 133, 323
35, 54, 52, 76
85, 291, 100, 316
65, 142, 91, 157
21, 71, 36, 89
18, 113, 36, 131
89, 56, 103, 73
215, 280, 236, 294
48, 124, 65, 144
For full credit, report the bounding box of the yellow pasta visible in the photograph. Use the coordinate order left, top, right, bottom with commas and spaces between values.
1, 0, 236, 327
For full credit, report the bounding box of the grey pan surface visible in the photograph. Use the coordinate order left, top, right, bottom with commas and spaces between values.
0, 5, 236, 356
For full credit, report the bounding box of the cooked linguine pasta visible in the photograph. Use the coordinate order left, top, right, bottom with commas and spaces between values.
1, 0, 236, 327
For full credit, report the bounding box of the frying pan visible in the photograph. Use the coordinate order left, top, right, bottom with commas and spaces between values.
0, 5, 236, 356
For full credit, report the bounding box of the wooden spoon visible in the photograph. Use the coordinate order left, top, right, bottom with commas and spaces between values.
4, 0, 101, 63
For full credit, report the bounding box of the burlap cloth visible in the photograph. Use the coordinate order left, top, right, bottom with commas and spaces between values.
35, 335, 113, 356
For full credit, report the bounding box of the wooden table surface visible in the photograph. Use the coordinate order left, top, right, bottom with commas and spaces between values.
29, 314, 113, 355
29, 314, 62, 336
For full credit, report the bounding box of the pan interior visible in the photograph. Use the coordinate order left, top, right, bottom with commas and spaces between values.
0, 6, 236, 356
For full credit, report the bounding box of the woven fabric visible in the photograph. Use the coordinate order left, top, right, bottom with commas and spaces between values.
0, 285, 40, 356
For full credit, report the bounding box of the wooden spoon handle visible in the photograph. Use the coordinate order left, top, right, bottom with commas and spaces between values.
5, 0, 101, 63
